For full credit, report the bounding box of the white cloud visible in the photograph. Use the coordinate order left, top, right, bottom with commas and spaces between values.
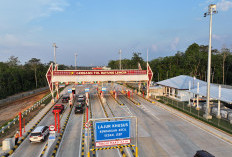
217, 0, 232, 11
0, 0, 70, 26
151, 44, 158, 52
171, 37, 180, 51
212, 34, 222, 40
0, 34, 38, 47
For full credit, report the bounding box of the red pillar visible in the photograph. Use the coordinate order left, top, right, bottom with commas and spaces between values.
19, 112, 22, 137
57, 112, 60, 133
128, 91, 130, 99
54, 112, 57, 131
86, 107, 89, 123
56, 88, 59, 99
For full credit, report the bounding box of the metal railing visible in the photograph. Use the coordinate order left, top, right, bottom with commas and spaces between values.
158, 96, 232, 134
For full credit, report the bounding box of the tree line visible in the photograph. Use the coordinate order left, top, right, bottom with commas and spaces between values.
108, 43, 232, 85
0, 57, 75, 99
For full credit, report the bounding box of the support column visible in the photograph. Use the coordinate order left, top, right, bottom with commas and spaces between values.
56, 82, 59, 99
57, 112, 60, 133
196, 82, 200, 110
188, 81, 191, 107
146, 81, 149, 98
19, 112, 22, 137
138, 83, 141, 95
172, 88, 175, 97
52, 82, 55, 104
217, 85, 221, 119
168, 88, 170, 97
54, 112, 57, 131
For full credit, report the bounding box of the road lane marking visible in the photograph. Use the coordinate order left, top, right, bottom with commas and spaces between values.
155, 102, 232, 146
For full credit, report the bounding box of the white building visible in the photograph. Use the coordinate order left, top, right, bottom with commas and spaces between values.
155, 75, 207, 101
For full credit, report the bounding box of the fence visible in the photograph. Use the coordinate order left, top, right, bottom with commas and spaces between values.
0, 87, 49, 105
158, 96, 232, 134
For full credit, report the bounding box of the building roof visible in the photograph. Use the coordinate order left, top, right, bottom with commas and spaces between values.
190, 85, 232, 104
157, 75, 232, 103
156, 75, 207, 90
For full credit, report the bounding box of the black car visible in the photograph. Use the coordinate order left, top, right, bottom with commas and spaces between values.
62, 95, 69, 103
194, 150, 215, 157
74, 106, 84, 114
77, 101, 85, 107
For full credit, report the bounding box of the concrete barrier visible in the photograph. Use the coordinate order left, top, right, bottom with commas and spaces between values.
2, 138, 13, 151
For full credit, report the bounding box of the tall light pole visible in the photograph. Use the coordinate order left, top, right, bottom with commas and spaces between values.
75, 53, 78, 70
53, 43, 58, 65
119, 49, 122, 70
204, 4, 218, 120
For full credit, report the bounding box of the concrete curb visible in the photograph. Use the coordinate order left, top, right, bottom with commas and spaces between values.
50, 106, 73, 157
1, 96, 61, 157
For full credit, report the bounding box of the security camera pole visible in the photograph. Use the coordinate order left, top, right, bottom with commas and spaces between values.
119, 49, 122, 70
53, 43, 58, 65
204, 4, 218, 119
75, 53, 78, 70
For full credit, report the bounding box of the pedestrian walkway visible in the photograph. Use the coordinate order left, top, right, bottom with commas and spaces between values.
153, 99, 232, 144
0, 86, 70, 155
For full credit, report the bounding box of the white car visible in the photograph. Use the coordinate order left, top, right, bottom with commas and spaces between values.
29, 126, 49, 143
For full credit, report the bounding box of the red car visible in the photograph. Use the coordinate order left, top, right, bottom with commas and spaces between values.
52, 104, 64, 114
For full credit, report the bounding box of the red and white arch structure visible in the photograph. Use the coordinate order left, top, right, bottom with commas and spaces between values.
46, 63, 153, 101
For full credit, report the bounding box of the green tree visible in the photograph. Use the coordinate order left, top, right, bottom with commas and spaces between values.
25, 58, 41, 88
7, 56, 20, 66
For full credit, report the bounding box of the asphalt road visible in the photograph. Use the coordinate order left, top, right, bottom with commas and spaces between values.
11, 86, 71, 157
56, 85, 85, 157
90, 94, 120, 157
118, 88, 232, 157
9, 83, 232, 157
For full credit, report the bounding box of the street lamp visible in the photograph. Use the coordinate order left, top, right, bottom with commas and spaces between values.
204, 4, 218, 120
75, 53, 78, 70
53, 43, 58, 65
119, 49, 122, 70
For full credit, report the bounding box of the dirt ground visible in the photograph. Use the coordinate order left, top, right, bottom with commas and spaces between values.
0, 90, 50, 145
0, 90, 49, 128
0, 106, 44, 145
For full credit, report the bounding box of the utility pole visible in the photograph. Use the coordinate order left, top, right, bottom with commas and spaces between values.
53, 43, 58, 65
147, 49, 149, 64
119, 49, 122, 70
75, 53, 78, 70
204, 4, 217, 119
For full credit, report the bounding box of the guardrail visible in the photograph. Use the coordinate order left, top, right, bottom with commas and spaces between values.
1, 93, 62, 157
0, 91, 55, 134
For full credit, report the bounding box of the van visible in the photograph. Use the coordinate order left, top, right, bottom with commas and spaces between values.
29, 126, 49, 143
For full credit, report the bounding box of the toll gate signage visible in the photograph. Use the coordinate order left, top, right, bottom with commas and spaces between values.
85, 88, 90, 92
102, 87, 107, 91
95, 120, 130, 142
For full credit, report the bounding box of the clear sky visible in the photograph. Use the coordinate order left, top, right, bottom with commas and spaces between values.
0, 0, 232, 66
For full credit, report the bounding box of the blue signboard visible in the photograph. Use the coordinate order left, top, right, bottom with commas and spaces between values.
68, 89, 72, 93
95, 120, 130, 141
59, 84, 65, 88
102, 87, 107, 91
85, 88, 90, 92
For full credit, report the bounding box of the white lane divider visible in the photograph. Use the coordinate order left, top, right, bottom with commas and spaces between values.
137, 104, 160, 121
121, 105, 133, 116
